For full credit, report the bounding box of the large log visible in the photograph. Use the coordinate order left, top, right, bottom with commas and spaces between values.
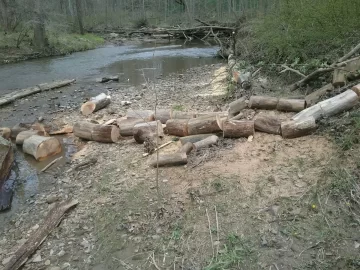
23, 135, 61, 161
254, 115, 282, 135
149, 152, 187, 167
171, 111, 196, 119
249, 96, 279, 110
193, 135, 219, 150
305, 83, 334, 107
127, 110, 155, 121
179, 134, 214, 145
178, 142, 194, 154
165, 119, 189, 137
73, 122, 121, 143
0, 127, 11, 140
220, 120, 254, 138
16, 130, 46, 145
276, 99, 305, 112
155, 109, 171, 124
228, 97, 247, 118
116, 118, 144, 136
3, 199, 78, 270
281, 117, 317, 139
133, 121, 164, 144
81, 93, 111, 116
187, 116, 222, 135
0, 79, 75, 107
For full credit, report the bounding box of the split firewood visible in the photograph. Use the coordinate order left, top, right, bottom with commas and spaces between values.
155, 109, 172, 124
81, 93, 111, 116
171, 111, 196, 119
96, 75, 119, 83
187, 116, 222, 135
276, 98, 305, 112
305, 83, 334, 107
281, 117, 317, 139
254, 115, 282, 135
73, 122, 121, 143
219, 120, 254, 138
127, 110, 155, 121
351, 84, 360, 97
3, 199, 78, 270
149, 152, 188, 167
228, 97, 247, 117
249, 96, 279, 110
0, 127, 11, 140
178, 142, 194, 154
179, 134, 214, 145
133, 121, 164, 144
165, 119, 189, 137
116, 118, 144, 136
23, 135, 62, 161
49, 125, 73, 135
16, 130, 47, 145
193, 135, 219, 150
292, 89, 359, 122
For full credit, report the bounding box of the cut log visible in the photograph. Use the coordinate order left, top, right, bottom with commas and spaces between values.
117, 118, 144, 136
281, 117, 317, 139
23, 136, 62, 161
73, 122, 121, 143
16, 130, 46, 145
149, 152, 187, 167
276, 99, 305, 112
228, 97, 247, 117
3, 199, 78, 270
96, 75, 119, 83
193, 135, 219, 150
187, 116, 222, 135
49, 125, 73, 135
220, 120, 254, 138
232, 70, 251, 89
196, 112, 228, 118
133, 121, 164, 144
230, 112, 245, 121
0, 137, 14, 185
81, 93, 111, 116
292, 89, 359, 122
305, 83, 334, 107
0, 79, 75, 107
178, 142, 194, 154
155, 109, 171, 124
165, 119, 189, 137
351, 84, 360, 97
0, 127, 11, 140
171, 111, 196, 119
10, 123, 31, 139
127, 110, 155, 121
254, 115, 282, 135
179, 134, 214, 145
249, 96, 279, 110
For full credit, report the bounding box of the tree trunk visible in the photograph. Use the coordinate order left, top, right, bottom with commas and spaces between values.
249, 96, 279, 110
73, 122, 121, 143
193, 135, 219, 150
178, 142, 194, 154
0, 0, 9, 31
16, 130, 46, 145
179, 134, 214, 145
171, 111, 196, 119
127, 110, 155, 121
133, 121, 164, 144
305, 83, 334, 107
33, 0, 48, 49
23, 135, 61, 161
75, 0, 85, 35
165, 119, 189, 137
352, 84, 360, 97
281, 117, 317, 139
228, 97, 247, 117
276, 99, 305, 112
254, 115, 282, 135
149, 152, 187, 167
155, 109, 171, 124
81, 93, 111, 116
116, 118, 144, 136
187, 116, 222, 135
220, 120, 254, 138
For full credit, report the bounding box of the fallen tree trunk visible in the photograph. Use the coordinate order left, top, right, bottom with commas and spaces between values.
188, 116, 222, 135
0, 127, 11, 140
81, 93, 111, 116
254, 115, 282, 135
305, 83, 334, 107
16, 130, 46, 145
178, 142, 194, 154
73, 122, 121, 143
249, 96, 279, 110
23, 135, 62, 161
179, 134, 214, 145
276, 99, 305, 112
193, 135, 219, 150
155, 109, 171, 124
220, 120, 254, 138
165, 119, 189, 137
96, 75, 119, 83
0, 79, 75, 107
149, 152, 187, 167
228, 97, 247, 117
3, 199, 78, 270
127, 110, 155, 121
116, 118, 144, 136
281, 117, 317, 138
133, 121, 164, 144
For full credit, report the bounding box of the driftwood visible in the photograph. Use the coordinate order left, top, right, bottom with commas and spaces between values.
249, 96, 279, 110
116, 118, 144, 136
179, 134, 214, 145
193, 135, 219, 150
292, 89, 359, 122
0, 79, 75, 107
96, 75, 119, 83
73, 122, 121, 143
228, 97, 247, 117
23, 135, 62, 161
281, 117, 317, 138
254, 115, 282, 135
220, 120, 254, 138
81, 93, 111, 116
16, 130, 46, 145
178, 142, 194, 154
276, 99, 305, 112
155, 109, 171, 124
187, 116, 222, 135
133, 121, 164, 144
3, 199, 78, 270
0, 127, 11, 139
149, 152, 187, 167
127, 110, 155, 121
165, 119, 189, 137
305, 83, 334, 107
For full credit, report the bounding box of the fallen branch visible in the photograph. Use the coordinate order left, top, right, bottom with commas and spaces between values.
41, 157, 63, 173
280, 65, 306, 78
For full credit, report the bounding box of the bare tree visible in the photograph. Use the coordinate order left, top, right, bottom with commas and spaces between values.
75, 0, 84, 34
33, 0, 48, 49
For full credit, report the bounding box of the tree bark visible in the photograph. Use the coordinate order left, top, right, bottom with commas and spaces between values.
352, 84, 360, 97
16, 130, 46, 145
220, 120, 254, 138
171, 111, 196, 119
193, 135, 219, 150
75, 0, 84, 35
133, 121, 164, 144
249, 96, 279, 110
254, 115, 282, 135
127, 110, 155, 121
73, 122, 121, 143
81, 93, 111, 116
149, 152, 187, 167
281, 117, 317, 139
33, 0, 48, 49
155, 109, 171, 124
0, 137, 13, 187
165, 119, 189, 137
116, 118, 144, 136
276, 99, 305, 112
179, 134, 214, 145
178, 142, 194, 154
187, 116, 222, 135
228, 97, 247, 117
305, 83, 334, 107
23, 135, 61, 161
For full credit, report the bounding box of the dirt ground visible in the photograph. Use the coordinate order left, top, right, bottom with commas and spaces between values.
1, 63, 360, 270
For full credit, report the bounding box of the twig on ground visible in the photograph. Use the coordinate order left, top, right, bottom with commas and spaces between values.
206, 208, 215, 262
215, 206, 220, 256
298, 241, 323, 257
41, 156, 63, 172
150, 252, 161, 270
280, 65, 306, 77
143, 141, 174, 157
252, 67, 262, 78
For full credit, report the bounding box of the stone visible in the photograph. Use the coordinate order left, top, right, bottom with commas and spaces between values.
31, 224, 40, 231
45, 259, 51, 266
46, 195, 60, 204
32, 254, 42, 263
2, 256, 13, 266
57, 250, 65, 257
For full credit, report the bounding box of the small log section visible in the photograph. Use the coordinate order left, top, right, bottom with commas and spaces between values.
193, 135, 219, 150
249, 96, 279, 110
127, 110, 155, 121
179, 134, 214, 145
23, 135, 62, 161
276, 99, 305, 112
165, 119, 189, 137
149, 152, 187, 167
305, 83, 334, 107
0, 127, 11, 139
3, 199, 78, 270
73, 122, 121, 143
133, 121, 164, 144
10, 123, 32, 139
116, 118, 144, 136
220, 120, 254, 138
81, 93, 111, 116
187, 116, 222, 135
228, 97, 247, 118
254, 115, 282, 135
0, 79, 75, 107
155, 109, 171, 124
178, 142, 194, 154
16, 130, 46, 145
281, 117, 317, 139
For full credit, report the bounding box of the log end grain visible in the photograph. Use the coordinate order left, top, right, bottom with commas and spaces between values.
23, 135, 62, 161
